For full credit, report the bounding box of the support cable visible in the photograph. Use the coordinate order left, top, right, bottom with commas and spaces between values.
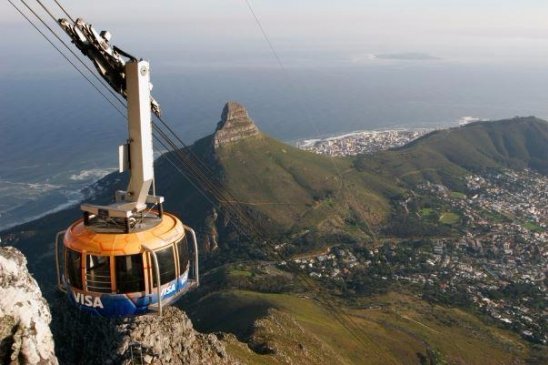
7, 1, 198, 202
10, 0, 254, 237
23, 0, 129, 109
27, 0, 228, 204
52, 0, 74, 22
7, 0, 126, 119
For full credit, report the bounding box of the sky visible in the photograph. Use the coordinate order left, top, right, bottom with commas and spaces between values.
2, 0, 548, 75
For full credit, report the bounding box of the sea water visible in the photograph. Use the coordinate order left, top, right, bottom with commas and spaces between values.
2, 64, 548, 231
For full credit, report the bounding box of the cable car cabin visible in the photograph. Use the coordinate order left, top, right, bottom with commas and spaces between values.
54, 212, 199, 317
38, 23, 199, 317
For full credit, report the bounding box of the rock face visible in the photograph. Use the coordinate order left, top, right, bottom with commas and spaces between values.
52, 303, 238, 365
214, 102, 260, 148
0, 246, 58, 365
115, 307, 237, 365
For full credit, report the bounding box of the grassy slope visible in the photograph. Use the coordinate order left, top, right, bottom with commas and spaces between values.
356, 117, 548, 189
188, 290, 531, 365
215, 133, 396, 238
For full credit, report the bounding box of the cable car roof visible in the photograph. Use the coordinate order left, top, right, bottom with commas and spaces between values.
64, 212, 185, 256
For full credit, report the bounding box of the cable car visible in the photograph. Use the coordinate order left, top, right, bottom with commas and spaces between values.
53, 18, 199, 316
55, 211, 198, 316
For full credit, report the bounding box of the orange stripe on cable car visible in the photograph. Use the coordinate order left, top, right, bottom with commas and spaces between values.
64, 212, 185, 256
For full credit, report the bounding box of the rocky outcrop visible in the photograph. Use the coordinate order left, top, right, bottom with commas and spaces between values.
52, 303, 238, 365
203, 208, 220, 252
115, 307, 237, 365
214, 102, 260, 148
0, 246, 58, 365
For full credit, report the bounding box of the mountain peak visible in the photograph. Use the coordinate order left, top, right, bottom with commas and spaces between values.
214, 102, 259, 148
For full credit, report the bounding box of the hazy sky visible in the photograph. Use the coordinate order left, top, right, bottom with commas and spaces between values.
2, 0, 548, 74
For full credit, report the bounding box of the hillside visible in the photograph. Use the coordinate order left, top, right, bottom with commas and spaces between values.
159, 111, 548, 252
355, 117, 548, 190
186, 289, 534, 365
157, 102, 398, 249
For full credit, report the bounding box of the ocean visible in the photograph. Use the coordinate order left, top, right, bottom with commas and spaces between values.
2, 63, 548, 231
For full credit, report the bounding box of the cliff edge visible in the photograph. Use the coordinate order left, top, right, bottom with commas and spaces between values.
0, 246, 58, 365
52, 295, 238, 365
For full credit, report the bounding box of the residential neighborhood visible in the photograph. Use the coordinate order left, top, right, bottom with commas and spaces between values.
296, 128, 431, 156
293, 129, 546, 345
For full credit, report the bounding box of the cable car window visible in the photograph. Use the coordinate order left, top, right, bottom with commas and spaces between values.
86, 255, 111, 293
154, 246, 176, 285
115, 255, 145, 293
66, 249, 83, 289
177, 236, 190, 274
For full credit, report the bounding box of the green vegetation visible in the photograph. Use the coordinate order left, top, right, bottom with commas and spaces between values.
154, 117, 548, 249
228, 268, 253, 278
484, 283, 545, 310
481, 209, 512, 223
186, 290, 530, 365
523, 222, 543, 233
450, 191, 467, 199
214, 133, 397, 244
419, 208, 434, 217
439, 212, 460, 225
355, 117, 548, 186
384, 197, 456, 238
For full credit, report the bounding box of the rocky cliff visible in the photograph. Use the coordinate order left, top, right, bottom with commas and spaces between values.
52, 298, 238, 365
0, 246, 58, 365
214, 102, 260, 148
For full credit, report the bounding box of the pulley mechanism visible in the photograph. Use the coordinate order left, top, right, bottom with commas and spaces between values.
59, 18, 161, 117
59, 18, 164, 232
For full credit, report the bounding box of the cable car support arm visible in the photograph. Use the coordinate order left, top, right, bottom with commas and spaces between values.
58, 17, 163, 228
